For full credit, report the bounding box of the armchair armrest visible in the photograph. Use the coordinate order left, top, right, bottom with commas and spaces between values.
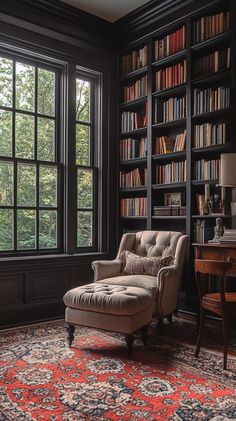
92, 260, 122, 282
156, 264, 181, 318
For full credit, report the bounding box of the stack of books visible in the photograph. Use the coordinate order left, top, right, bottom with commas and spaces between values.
220, 229, 236, 244
153, 206, 186, 216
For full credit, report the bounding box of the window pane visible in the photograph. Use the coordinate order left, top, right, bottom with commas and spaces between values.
15, 113, 34, 159
17, 209, 36, 249
77, 169, 93, 208
0, 209, 13, 250
0, 57, 13, 107
17, 163, 36, 206
76, 79, 90, 122
37, 117, 55, 161
0, 161, 13, 206
77, 211, 93, 247
76, 124, 90, 165
16, 62, 35, 112
39, 166, 57, 207
38, 69, 55, 116
0, 110, 12, 157
39, 210, 57, 249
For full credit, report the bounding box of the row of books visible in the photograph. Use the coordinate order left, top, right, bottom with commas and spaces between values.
193, 47, 230, 79
193, 86, 230, 115
154, 96, 186, 124
119, 168, 147, 188
193, 11, 230, 44
154, 130, 186, 154
153, 206, 186, 216
121, 110, 147, 133
193, 220, 214, 243
193, 122, 226, 148
194, 159, 220, 181
156, 161, 186, 184
120, 197, 147, 217
155, 60, 186, 91
220, 229, 236, 244
121, 46, 148, 75
119, 137, 147, 161
123, 75, 147, 102
154, 26, 185, 61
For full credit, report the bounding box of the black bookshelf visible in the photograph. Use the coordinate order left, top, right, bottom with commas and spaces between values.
118, 0, 235, 313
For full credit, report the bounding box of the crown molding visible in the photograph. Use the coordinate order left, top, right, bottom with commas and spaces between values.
0, 0, 113, 47
114, 0, 223, 45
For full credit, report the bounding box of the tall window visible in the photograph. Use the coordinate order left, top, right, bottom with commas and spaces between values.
0, 54, 60, 253
76, 74, 97, 249
0, 49, 101, 256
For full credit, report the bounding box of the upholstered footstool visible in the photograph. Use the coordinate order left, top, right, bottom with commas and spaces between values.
63, 283, 153, 357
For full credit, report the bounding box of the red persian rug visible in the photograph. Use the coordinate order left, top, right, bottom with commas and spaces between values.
1, 319, 236, 420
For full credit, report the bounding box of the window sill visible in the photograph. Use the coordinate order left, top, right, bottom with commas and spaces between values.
0, 252, 109, 265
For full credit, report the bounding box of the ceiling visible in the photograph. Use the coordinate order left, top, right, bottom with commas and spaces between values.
60, 0, 151, 22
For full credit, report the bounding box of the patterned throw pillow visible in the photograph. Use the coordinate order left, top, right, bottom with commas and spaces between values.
122, 251, 174, 276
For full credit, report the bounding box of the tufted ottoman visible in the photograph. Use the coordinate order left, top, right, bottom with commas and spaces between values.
63, 283, 153, 357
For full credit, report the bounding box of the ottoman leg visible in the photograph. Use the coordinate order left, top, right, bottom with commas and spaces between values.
67, 324, 75, 347
142, 325, 149, 346
125, 334, 134, 358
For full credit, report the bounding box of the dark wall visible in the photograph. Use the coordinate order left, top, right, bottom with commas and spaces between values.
0, 0, 117, 328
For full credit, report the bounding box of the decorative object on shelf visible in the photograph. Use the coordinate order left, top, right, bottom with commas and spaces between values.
219, 153, 236, 215
164, 192, 181, 206
208, 217, 224, 243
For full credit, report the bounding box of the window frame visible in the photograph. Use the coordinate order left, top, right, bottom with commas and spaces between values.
75, 69, 100, 253
0, 45, 103, 257
0, 48, 64, 256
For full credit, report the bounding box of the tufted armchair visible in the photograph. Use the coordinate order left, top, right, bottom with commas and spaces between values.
92, 231, 188, 321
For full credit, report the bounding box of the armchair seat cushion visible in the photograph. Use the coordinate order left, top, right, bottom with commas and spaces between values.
64, 283, 152, 316
96, 274, 157, 299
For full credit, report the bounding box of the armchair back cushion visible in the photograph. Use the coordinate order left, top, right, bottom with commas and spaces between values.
117, 231, 182, 261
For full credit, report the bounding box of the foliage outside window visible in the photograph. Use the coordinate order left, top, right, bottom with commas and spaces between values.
0, 54, 59, 252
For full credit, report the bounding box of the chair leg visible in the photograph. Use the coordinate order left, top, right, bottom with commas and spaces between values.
157, 318, 164, 329
67, 324, 75, 347
222, 316, 228, 370
142, 325, 148, 346
125, 334, 134, 358
195, 307, 206, 358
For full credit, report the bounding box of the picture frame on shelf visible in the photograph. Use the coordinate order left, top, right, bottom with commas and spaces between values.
196, 194, 205, 215
164, 192, 181, 206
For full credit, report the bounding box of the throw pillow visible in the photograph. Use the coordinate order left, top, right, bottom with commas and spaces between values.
122, 251, 174, 276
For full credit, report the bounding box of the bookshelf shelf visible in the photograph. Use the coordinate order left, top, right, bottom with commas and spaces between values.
192, 215, 231, 219
152, 151, 186, 161
192, 70, 230, 86
152, 50, 187, 68
120, 157, 147, 166
192, 179, 218, 186
152, 84, 186, 98
120, 216, 147, 220
192, 108, 230, 122
191, 30, 231, 52
152, 216, 186, 220
120, 127, 147, 138
120, 186, 147, 193
152, 118, 186, 129
121, 66, 148, 81
152, 182, 186, 190
120, 96, 147, 109
192, 144, 230, 155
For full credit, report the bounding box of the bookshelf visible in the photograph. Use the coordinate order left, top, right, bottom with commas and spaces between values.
118, 0, 235, 307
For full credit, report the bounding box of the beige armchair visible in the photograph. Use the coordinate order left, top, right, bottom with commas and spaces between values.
92, 230, 188, 321
63, 230, 188, 356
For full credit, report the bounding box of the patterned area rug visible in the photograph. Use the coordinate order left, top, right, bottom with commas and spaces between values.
1, 318, 236, 420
